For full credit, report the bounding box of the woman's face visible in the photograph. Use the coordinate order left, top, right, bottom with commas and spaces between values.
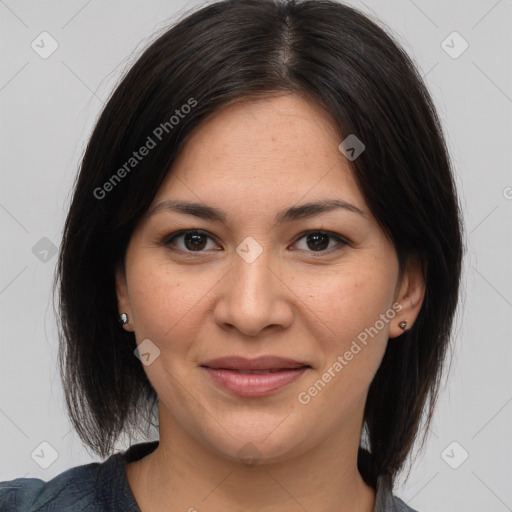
116, 93, 424, 464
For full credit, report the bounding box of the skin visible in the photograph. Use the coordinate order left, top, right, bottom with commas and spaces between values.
116, 93, 425, 512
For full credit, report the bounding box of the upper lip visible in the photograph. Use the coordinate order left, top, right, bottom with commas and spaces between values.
201, 356, 311, 371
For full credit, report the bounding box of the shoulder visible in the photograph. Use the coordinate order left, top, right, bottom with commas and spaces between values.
392, 495, 420, 512
373, 474, 420, 512
0, 442, 157, 512
0, 458, 114, 512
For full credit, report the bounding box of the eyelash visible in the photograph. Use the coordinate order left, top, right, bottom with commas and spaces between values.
161, 229, 348, 256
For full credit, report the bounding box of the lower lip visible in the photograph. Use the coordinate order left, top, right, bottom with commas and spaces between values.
202, 367, 309, 397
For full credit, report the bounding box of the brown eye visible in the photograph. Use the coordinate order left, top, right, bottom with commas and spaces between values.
163, 230, 219, 252
182, 232, 208, 251
162, 229, 347, 256
306, 233, 329, 251
293, 231, 347, 254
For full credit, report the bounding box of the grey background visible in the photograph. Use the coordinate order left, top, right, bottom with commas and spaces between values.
1, 0, 511, 510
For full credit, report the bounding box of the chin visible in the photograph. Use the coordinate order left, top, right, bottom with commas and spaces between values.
197, 419, 310, 467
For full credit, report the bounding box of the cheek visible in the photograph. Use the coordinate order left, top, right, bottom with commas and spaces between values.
128, 259, 210, 345
299, 260, 397, 340
294, 278, 394, 413
295, 259, 397, 389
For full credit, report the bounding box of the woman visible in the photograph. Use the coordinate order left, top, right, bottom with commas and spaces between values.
0, 0, 463, 510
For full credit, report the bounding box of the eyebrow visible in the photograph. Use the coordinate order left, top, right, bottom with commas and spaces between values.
147, 198, 365, 226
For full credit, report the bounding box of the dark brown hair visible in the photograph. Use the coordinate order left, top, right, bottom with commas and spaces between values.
54, 0, 464, 488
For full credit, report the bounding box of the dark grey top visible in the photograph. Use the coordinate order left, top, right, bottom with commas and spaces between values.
0, 441, 418, 511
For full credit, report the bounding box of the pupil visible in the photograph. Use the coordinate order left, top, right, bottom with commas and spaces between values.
185, 232, 206, 251
182, 232, 329, 252
308, 233, 328, 251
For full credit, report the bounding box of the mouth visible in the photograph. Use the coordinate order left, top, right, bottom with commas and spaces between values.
200, 356, 312, 397
205, 368, 309, 374
200, 355, 311, 371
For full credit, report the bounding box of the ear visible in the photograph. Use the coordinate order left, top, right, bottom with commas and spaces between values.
115, 260, 134, 332
389, 255, 426, 338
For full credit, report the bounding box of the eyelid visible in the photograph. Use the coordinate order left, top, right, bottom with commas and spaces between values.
161, 229, 221, 252
293, 230, 349, 253
161, 229, 349, 254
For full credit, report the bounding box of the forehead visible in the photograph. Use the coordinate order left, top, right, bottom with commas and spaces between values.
150, 93, 364, 217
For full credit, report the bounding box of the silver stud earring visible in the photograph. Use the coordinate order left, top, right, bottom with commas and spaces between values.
398, 320, 408, 331
119, 313, 128, 325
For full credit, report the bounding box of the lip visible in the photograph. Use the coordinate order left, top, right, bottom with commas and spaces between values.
200, 356, 311, 397
202, 367, 310, 397
200, 355, 310, 371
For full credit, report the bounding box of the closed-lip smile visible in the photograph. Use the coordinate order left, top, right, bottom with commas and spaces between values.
200, 355, 311, 397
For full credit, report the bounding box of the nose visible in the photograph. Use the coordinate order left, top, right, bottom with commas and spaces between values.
212, 245, 293, 337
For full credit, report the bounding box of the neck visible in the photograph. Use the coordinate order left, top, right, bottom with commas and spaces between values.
126, 406, 376, 512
